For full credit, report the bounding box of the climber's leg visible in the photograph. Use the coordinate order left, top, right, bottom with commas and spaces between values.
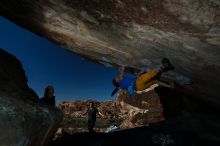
135, 68, 158, 91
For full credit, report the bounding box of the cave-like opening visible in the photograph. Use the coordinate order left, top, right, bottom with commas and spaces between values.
1, 5, 220, 145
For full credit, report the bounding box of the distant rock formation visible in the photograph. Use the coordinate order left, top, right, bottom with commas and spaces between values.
0, 48, 63, 146
58, 90, 165, 131
59, 99, 122, 120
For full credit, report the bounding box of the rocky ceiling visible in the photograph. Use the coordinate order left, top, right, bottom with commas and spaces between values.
0, 0, 220, 103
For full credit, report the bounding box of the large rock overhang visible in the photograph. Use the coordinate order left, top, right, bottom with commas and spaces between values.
0, 0, 220, 104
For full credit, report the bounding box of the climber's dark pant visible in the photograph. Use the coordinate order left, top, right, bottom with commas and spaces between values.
88, 119, 96, 133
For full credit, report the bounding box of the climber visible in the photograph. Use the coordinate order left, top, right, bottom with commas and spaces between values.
111, 58, 175, 96
84, 102, 104, 133
39, 85, 56, 106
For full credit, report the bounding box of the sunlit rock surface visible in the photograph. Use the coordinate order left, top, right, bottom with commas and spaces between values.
0, 48, 63, 146
0, 0, 220, 104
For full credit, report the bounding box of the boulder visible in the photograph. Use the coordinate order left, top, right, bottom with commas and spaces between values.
0, 0, 220, 104
119, 90, 165, 128
0, 48, 63, 146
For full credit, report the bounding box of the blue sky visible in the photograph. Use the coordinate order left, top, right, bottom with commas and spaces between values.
0, 16, 120, 103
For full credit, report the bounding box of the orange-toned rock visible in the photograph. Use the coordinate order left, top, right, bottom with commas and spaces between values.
59, 89, 165, 130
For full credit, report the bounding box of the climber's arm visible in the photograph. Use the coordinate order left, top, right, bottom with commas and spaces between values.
116, 66, 125, 80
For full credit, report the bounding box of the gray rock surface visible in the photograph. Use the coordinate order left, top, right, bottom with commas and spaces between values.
0, 48, 63, 146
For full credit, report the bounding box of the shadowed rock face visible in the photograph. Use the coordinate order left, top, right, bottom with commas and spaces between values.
0, 1, 220, 102
0, 48, 63, 146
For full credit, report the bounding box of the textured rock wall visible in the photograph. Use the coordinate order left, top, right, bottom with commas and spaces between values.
0, 48, 63, 146
0, 0, 219, 105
